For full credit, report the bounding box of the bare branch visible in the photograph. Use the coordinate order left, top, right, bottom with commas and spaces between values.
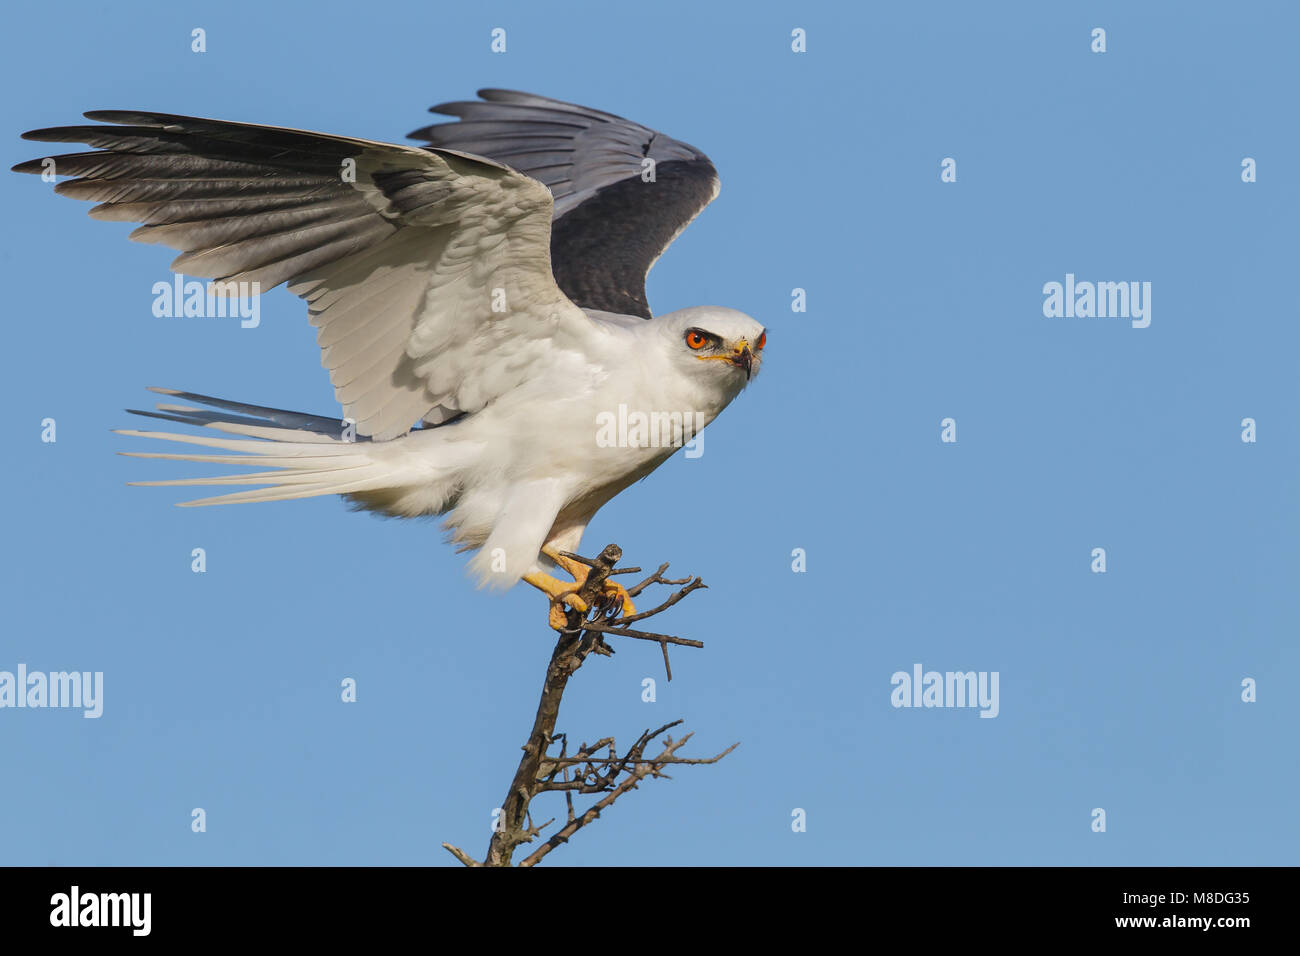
579, 621, 703, 649
441, 843, 480, 868
626, 563, 694, 598
459, 543, 734, 866
518, 731, 727, 868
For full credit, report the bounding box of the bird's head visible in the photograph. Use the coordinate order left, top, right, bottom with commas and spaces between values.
658, 307, 766, 397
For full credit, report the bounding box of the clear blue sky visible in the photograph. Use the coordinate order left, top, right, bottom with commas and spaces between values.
2, 0, 1296, 866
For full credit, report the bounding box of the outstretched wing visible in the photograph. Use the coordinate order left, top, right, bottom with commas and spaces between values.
409, 89, 719, 320
15, 111, 595, 440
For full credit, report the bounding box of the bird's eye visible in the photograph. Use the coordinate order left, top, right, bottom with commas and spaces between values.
755, 331, 767, 351
685, 330, 710, 350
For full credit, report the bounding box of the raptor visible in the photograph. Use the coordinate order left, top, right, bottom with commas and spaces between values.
15, 90, 766, 628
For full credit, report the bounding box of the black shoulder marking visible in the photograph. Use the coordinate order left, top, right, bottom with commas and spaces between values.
549, 159, 718, 319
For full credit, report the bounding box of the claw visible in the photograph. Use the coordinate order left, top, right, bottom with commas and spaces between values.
524, 549, 637, 630
598, 580, 636, 619
547, 590, 589, 630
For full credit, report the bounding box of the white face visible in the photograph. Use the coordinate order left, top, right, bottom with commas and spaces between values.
658, 306, 767, 396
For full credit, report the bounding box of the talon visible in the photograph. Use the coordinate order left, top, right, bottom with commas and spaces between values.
599, 580, 636, 619
547, 593, 587, 630
524, 548, 634, 630
545, 588, 590, 630
547, 602, 568, 630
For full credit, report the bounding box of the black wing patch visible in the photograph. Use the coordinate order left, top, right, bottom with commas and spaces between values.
409, 89, 719, 319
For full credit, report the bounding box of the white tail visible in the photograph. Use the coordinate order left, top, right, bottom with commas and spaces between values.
116, 388, 428, 508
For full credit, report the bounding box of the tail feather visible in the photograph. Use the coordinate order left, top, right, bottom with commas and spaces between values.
115, 388, 425, 508
128, 464, 373, 487
116, 427, 335, 453
178, 477, 393, 508
121, 451, 368, 467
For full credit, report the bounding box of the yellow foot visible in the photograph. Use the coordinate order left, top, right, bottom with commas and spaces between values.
522, 570, 591, 630
547, 548, 638, 620
521, 548, 638, 630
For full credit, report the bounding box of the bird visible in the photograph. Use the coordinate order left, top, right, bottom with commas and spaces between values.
14, 89, 766, 629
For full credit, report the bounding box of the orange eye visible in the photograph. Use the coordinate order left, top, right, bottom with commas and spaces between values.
685, 330, 709, 350
755, 331, 766, 350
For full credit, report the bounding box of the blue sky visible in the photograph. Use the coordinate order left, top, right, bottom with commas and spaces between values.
2, 0, 1296, 865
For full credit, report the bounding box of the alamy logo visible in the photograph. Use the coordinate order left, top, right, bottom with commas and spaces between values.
0, 664, 103, 718
50, 886, 150, 936
595, 404, 706, 457
1042, 273, 1151, 328
152, 273, 261, 328
890, 663, 999, 718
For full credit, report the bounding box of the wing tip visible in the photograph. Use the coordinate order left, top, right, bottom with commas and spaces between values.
18, 127, 64, 143
18, 112, 137, 142
82, 109, 163, 125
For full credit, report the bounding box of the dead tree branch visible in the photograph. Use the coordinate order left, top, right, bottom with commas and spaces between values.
440, 543, 737, 867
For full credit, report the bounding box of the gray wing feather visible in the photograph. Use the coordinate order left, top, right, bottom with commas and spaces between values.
15, 111, 574, 440
18, 114, 404, 291
132, 387, 354, 435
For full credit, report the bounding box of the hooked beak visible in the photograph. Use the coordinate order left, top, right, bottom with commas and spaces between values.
728, 342, 754, 380
695, 336, 761, 380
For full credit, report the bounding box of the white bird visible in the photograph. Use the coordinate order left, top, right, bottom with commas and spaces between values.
15, 90, 766, 627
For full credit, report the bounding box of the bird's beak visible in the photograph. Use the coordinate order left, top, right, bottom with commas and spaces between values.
728, 340, 754, 380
